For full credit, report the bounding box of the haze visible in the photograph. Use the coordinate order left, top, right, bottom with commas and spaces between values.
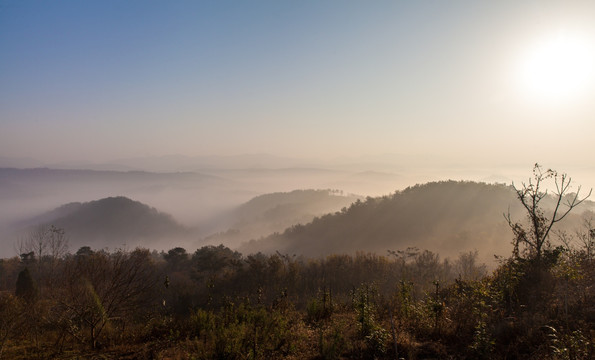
1, 1, 595, 258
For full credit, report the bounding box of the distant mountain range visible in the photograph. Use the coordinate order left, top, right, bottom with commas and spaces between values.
0, 167, 224, 202
4, 168, 593, 262
238, 181, 595, 264
14, 190, 363, 253
0, 153, 462, 172
0, 166, 411, 253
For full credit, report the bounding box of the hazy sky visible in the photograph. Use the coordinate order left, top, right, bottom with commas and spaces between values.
1, 0, 595, 167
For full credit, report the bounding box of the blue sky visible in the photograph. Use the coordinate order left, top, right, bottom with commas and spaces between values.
1, 1, 595, 169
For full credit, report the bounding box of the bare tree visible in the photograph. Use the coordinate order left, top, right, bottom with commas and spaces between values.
15, 225, 69, 288
15, 225, 69, 260
45, 225, 69, 260
574, 215, 595, 260
505, 164, 591, 261
15, 225, 45, 262
54, 248, 158, 348
454, 250, 487, 281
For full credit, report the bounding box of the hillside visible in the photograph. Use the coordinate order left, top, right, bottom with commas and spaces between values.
239, 181, 594, 263
0, 167, 234, 225
202, 189, 362, 248
22, 196, 190, 250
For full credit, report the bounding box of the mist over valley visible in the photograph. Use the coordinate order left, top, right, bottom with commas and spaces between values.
2, 158, 593, 267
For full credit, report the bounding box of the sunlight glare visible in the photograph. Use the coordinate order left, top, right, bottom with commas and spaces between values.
517, 31, 595, 104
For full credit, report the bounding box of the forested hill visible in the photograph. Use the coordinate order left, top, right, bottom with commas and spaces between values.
239, 181, 594, 263
22, 196, 190, 249
202, 189, 362, 247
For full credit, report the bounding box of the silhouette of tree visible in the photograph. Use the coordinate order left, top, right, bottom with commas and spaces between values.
75, 246, 94, 257
164, 247, 189, 272
505, 164, 591, 261
55, 248, 158, 348
192, 245, 242, 280
15, 267, 37, 303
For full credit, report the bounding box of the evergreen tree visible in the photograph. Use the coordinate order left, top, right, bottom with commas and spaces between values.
15, 267, 37, 303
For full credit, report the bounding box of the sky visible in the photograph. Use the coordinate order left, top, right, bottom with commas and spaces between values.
1, 0, 595, 171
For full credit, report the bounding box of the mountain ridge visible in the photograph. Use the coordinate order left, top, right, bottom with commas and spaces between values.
238, 180, 594, 264
201, 189, 362, 248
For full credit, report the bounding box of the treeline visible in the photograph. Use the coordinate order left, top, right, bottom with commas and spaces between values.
0, 236, 593, 359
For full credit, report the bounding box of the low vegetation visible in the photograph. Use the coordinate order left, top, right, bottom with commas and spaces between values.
1, 243, 592, 358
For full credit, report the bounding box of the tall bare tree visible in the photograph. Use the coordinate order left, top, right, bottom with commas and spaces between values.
15, 225, 69, 288
54, 248, 158, 348
16, 225, 69, 260
505, 164, 591, 261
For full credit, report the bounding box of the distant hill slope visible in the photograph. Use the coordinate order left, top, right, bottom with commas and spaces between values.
202, 189, 362, 248
239, 181, 594, 263
23, 196, 190, 250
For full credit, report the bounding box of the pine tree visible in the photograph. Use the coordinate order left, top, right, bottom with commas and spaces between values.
15, 267, 37, 303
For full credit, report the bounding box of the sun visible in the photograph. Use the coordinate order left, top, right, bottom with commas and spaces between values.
517, 31, 595, 104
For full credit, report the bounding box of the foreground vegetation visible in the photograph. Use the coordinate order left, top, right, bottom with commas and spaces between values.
0, 165, 593, 359
0, 240, 593, 359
